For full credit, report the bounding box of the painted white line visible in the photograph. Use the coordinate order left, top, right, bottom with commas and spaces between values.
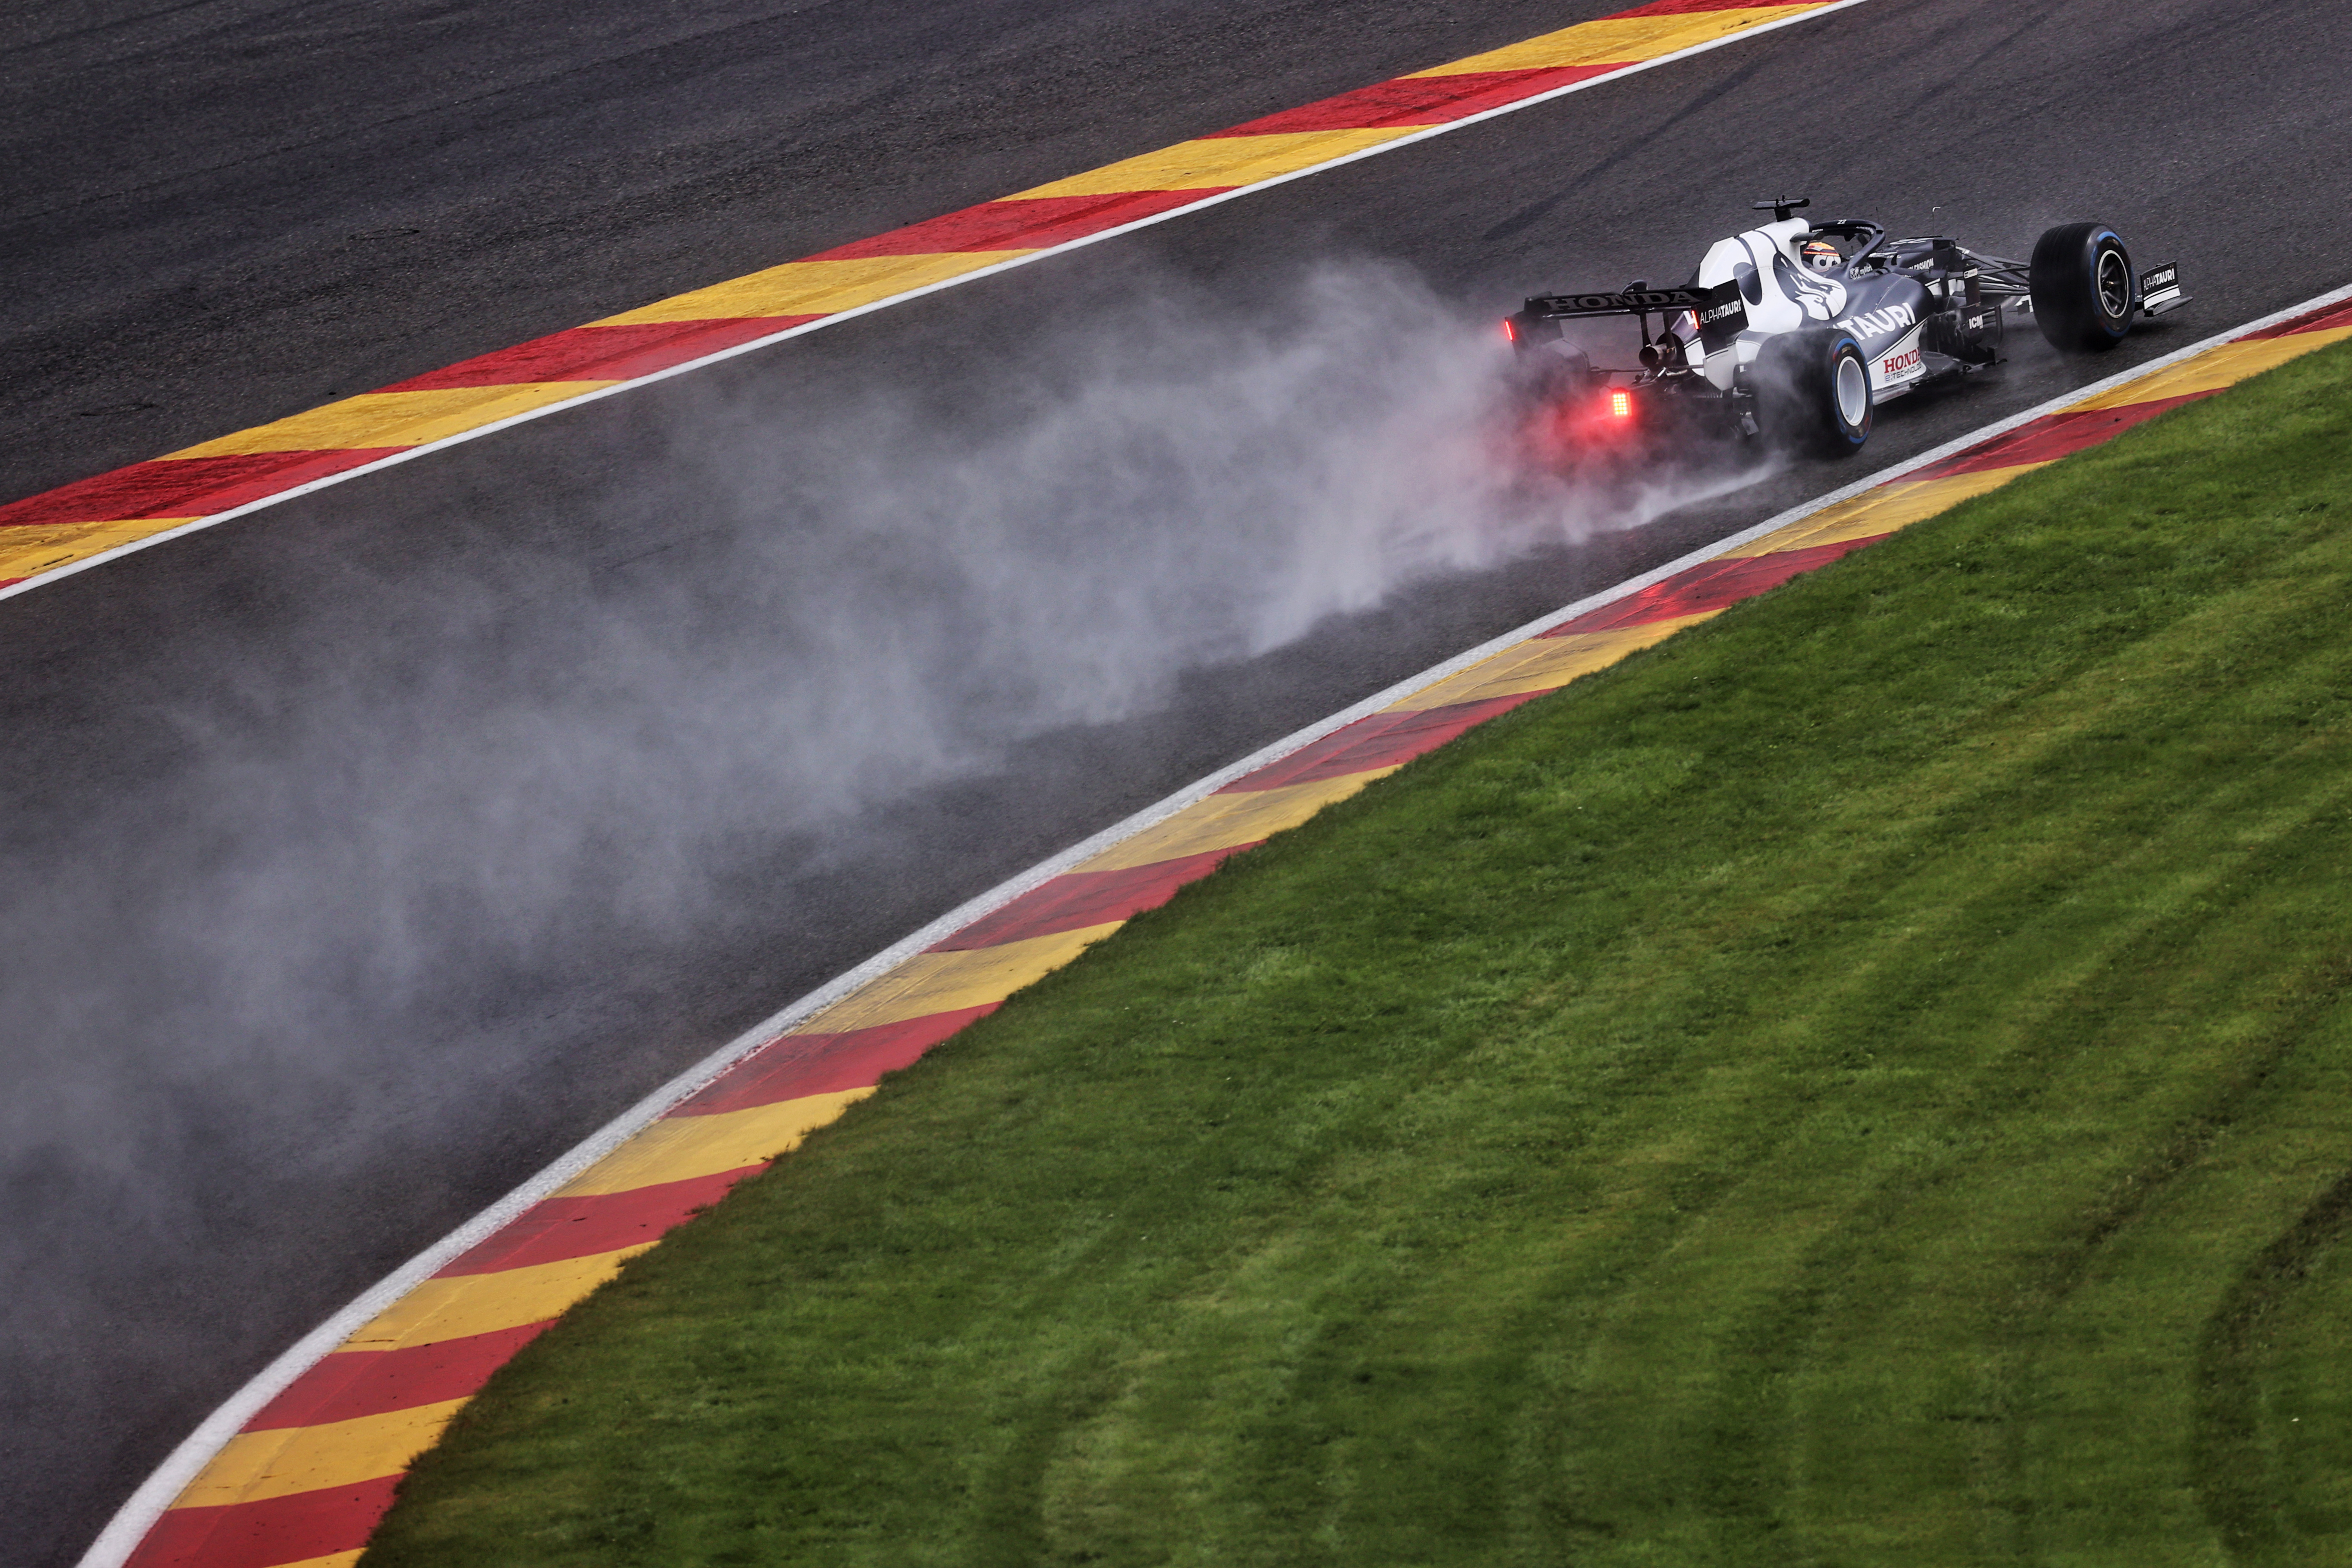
3, 0, 1874, 607
75, 274, 2352, 1568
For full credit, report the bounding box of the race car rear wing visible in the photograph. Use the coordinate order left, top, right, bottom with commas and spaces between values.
1516, 279, 1749, 352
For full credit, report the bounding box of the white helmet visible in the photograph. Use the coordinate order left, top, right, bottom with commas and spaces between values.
1800, 239, 1842, 273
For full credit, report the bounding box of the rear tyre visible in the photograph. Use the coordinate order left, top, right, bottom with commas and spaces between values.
1508, 315, 1594, 404
2030, 223, 2135, 351
1522, 341, 1594, 405
1755, 328, 1872, 458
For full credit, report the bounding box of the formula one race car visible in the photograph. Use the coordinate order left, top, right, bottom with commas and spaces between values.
1505, 196, 2187, 459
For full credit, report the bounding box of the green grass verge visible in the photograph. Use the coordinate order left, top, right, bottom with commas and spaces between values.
368, 339, 2352, 1568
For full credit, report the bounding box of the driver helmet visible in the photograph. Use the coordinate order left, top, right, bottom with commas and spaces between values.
1800, 238, 1843, 273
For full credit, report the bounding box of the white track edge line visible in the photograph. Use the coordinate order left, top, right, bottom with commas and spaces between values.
77, 272, 2352, 1568
6, 1, 1872, 608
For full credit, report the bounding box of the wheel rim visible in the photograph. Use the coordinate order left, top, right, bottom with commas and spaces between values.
1834, 352, 1868, 427
2095, 245, 2131, 319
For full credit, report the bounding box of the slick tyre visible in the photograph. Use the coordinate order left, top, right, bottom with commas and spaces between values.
2030, 223, 2135, 352
1755, 328, 1872, 458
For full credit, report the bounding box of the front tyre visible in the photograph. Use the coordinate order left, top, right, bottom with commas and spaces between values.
2030, 223, 2135, 351
1755, 328, 1872, 458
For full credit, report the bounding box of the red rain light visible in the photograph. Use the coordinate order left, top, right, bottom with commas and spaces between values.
1609, 389, 1632, 418
1503, 318, 1519, 343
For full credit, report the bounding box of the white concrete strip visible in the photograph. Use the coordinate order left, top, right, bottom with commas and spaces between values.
3, 0, 1872, 606
75, 275, 2352, 1568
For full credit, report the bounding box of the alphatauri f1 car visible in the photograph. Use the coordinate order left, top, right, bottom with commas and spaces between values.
1506, 196, 2187, 458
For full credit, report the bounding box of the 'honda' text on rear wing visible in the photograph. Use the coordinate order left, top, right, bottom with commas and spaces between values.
1516, 279, 1748, 351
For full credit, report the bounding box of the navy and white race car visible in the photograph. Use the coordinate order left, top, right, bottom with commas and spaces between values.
1505, 196, 2186, 458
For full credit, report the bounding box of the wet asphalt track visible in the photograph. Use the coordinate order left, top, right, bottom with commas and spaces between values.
5, 0, 2351, 1562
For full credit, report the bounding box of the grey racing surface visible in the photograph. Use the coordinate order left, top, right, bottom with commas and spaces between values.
4, 1, 2348, 1563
